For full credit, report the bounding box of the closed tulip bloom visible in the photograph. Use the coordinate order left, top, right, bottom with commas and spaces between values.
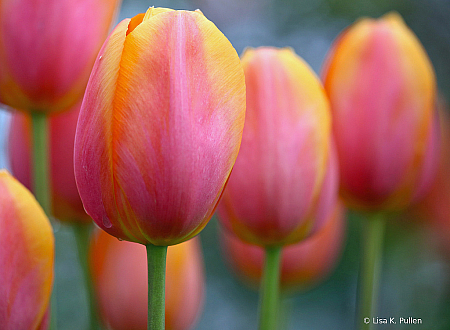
221, 203, 345, 292
75, 7, 246, 245
0, 170, 54, 330
8, 103, 90, 222
217, 47, 333, 246
0, 0, 121, 113
322, 12, 436, 211
89, 232, 204, 330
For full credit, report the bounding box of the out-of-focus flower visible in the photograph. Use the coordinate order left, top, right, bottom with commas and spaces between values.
0, 170, 54, 329
322, 12, 437, 212
221, 203, 345, 292
89, 232, 204, 330
217, 46, 334, 246
74, 7, 246, 246
0, 0, 121, 113
8, 103, 90, 222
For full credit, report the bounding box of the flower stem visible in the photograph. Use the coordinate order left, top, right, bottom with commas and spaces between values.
73, 223, 101, 330
31, 112, 51, 214
258, 245, 283, 330
359, 213, 385, 330
31, 112, 57, 330
146, 244, 168, 330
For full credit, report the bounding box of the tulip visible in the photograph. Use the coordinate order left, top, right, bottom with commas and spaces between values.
74, 7, 245, 246
74, 7, 245, 328
221, 203, 345, 292
75, 8, 245, 245
0, 170, 54, 330
89, 232, 204, 330
322, 12, 436, 212
216, 46, 335, 330
8, 103, 89, 223
217, 47, 333, 247
321, 13, 437, 330
0, 0, 121, 113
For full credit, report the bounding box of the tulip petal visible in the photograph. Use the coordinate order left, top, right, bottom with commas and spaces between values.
0, 171, 54, 329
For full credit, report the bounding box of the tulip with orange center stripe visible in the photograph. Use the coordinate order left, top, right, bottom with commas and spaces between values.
74, 7, 245, 329
0, 170, 54, 330
321, 12, 438, 330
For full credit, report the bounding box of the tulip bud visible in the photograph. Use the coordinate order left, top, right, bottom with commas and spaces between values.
0, 0, 121, 113
8, 103, 90, 223
217, 47, 335, 246
322, 12, 437, 212
0, 170, 54, 329
89, 232, 204, 330
74, 7, 246, 245
221, 203, 345, 292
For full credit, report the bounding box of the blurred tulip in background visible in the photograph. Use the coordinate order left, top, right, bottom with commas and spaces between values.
89, 232, 204, 330
0, 170, 54, 330
321, 13, 439, 329
322, 12, 437, 212
74, 7, 246, 246
0, 0, 121, 113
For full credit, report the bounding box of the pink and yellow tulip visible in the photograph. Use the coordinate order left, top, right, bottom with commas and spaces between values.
89, 232, 204, 330
74, 7, 246, 246
221, 203, 345, 292
0, 170, 54, 329
8, 103, 90, 223
217, 47, 335, 247
322, 12, 436, 212
0, 0, 121, 113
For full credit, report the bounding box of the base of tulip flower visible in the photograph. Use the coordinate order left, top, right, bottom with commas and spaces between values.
358, 213, 386, 330
146, 243, 168, 330
258, 245, 283, 330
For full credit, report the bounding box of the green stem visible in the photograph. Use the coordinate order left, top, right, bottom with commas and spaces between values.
258, 246, 283, 330
359, 213, 386, 330
31, 112, 56, 330
146, 244, 168, 330
31, 112, 51, 214
73, 223, 101, 330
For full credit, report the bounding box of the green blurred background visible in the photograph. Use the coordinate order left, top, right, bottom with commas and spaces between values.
1, 0, 450, 329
